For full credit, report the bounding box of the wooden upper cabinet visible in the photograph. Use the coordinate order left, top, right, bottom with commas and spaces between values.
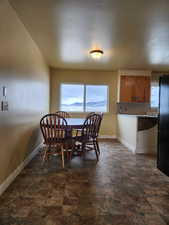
120, 76, 150, 103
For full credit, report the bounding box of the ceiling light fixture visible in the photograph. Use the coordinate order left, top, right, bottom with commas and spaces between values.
90, 49, 104, 59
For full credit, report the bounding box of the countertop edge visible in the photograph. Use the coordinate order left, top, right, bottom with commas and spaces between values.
117, 114, 158, 118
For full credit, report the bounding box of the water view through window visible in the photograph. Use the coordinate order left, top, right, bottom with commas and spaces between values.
60, 84, 108, 112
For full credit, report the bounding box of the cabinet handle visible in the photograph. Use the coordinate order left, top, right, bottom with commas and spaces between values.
132, 96, 140, 102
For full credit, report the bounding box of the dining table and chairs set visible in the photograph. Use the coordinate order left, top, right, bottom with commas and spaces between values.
40, 111, 103, 168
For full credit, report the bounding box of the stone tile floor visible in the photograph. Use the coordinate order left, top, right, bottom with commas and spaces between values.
0, 140, 169, 225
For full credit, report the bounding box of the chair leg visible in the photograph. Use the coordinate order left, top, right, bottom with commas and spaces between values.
96, 139, 100, 155
65, 143, 72, 161
42, 146, 49, 164
81, 142, 86, 158
65, 144, 69, 160
93, 141, 99, 161
61, 145, 65, 168
69, 144, 73, 160
69, 142, 73, 160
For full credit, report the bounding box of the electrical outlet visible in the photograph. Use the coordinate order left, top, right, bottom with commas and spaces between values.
1, 101, 8, 111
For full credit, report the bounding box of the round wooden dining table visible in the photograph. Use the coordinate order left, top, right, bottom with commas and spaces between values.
65, 118, 86, 155
66, 118, 85, 129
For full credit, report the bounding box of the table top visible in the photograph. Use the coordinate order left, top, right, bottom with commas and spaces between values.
66, 118, 85, 126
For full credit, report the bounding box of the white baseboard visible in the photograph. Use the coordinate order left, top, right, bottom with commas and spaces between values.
0, 143, 42, 196
99, 135, 117, 139
118, 137, 136, 153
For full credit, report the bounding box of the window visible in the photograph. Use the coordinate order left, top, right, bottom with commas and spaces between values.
85, 85, 108, 112
60, 84, 108, 112
151, 76, 159, 108
151, 86, 159, 108
60, 84, 84, 112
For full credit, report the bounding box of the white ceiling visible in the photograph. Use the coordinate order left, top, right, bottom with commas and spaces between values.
9, 0, 169, 71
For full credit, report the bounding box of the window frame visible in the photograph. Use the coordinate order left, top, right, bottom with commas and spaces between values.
59, 83, 109, 113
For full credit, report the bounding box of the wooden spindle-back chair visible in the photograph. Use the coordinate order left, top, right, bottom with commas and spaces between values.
55, 111, 71, 118
75, 113, 103, 160
86, 112, 95, 118
40, 114, 69, 168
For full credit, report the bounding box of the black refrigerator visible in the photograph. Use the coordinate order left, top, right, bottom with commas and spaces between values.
158, 75, 169, 176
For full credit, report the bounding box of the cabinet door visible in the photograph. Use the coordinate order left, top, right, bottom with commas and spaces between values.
120, 76, 134, 102
143, 77, 150, 102
134, 76, 150, 102
120, 76, 150, 103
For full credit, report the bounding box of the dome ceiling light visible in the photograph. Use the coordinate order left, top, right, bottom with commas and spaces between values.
90, 49, 104, 59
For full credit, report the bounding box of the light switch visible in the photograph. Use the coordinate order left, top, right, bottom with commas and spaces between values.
1, 101, 8, 111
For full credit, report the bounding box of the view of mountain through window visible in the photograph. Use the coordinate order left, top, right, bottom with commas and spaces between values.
60, 84, 108, 112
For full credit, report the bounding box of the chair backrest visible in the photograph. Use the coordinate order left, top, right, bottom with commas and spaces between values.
86, 112, 95, 118
40, 114, 67, 144
87, 112, 104, 119
55, 111, 71, 118
97, 113, 103, 133
99, 112, 104, 119
82, 113, 102, 139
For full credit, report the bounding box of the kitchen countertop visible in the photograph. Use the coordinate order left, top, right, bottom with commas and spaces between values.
118, 114, 158, 118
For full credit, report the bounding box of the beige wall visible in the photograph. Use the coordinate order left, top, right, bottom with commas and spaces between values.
50, 68, 118, 137
0, 1, 49, 185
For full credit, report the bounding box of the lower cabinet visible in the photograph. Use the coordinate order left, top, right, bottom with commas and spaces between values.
117, 114, 157, 154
